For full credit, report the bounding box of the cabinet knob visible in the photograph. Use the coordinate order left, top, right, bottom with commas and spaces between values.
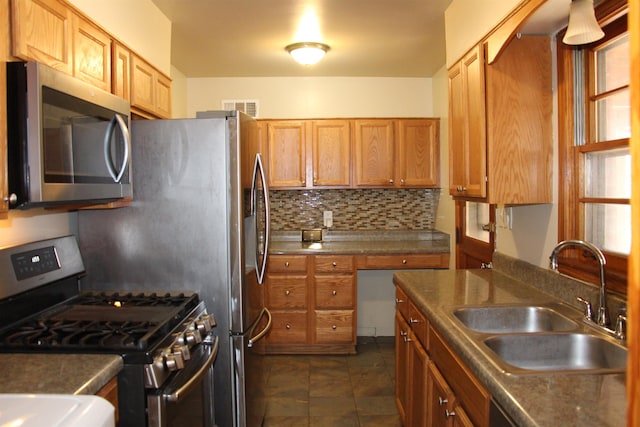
285, 290, 290, 296
400, 179, 405, 185
301, 180, 306, 186
456, 185, 467, 192
395, 298, 405, 304
332, 262, 337, 267
285, 323, 291, 329
402, 259, 407, 264
388, 179, 394, 184
331, 325, 337, 330
438, 397, 448, 406
403, 335, 412, 343
445, 409, 456, 418
313, 179, 317, 185
409, 317, 420, 324
332, 290, 337, 296
284, 262, 290, 268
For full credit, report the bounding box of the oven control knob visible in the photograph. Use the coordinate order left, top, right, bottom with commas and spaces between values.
185, 330, 202, 346
173, 344, 191, 361
164, 352, 184, 371
196, 315, 213, 333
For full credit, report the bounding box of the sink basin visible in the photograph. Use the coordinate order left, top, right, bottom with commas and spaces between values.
452, 305, 578, 333
483, 333, 627, 374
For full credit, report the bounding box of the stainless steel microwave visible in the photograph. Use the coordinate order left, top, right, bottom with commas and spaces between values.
6, 61, 132, 209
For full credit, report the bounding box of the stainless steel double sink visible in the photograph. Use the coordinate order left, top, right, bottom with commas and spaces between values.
449, 303, 627, 375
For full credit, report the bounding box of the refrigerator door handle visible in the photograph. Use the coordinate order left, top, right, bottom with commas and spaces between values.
251, 153, 270, 284
248, 307, 272, 348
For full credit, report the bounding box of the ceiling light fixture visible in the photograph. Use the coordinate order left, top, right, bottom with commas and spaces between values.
285, 42, 330, 65
562, 0, 604, 45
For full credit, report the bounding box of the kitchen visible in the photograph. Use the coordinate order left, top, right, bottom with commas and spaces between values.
0, 0, 638, 426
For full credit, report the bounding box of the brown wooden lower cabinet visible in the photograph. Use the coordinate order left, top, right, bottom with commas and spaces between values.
95, 376, 119, 422
395, 286, 490, 427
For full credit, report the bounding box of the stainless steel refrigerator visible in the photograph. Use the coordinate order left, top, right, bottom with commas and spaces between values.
78, 111, 271, 427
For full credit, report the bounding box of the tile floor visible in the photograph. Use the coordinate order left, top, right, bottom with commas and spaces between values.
261, 336, 400, 427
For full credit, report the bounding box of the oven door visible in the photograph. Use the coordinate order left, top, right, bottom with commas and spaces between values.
147, 335, 219, 427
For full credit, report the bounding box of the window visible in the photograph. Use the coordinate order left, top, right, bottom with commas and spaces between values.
558, 0, 629, 294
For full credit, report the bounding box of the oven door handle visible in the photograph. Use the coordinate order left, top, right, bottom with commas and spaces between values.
165, 335, 219, 403
248, 307, 272, 348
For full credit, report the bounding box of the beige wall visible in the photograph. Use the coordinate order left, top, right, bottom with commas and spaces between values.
67, 0, 172, 74
186, 77, 434, 118
170, 65, 189, 118
445, 0, 521, 67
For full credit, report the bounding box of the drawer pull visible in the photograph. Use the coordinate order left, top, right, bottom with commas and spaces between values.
285, 323, 291, 329
284, 262, 290, 268
409, 317, 420, 324
395, 298, 405, 304
332, 262, 337, 267
284, 290, 290, 296
438, 397, 448, 406
402, 259, 407, 264
403, 335, 412, 343
332, 290, 337, 296
445, 409, 456, 418
331, 325, 337, 330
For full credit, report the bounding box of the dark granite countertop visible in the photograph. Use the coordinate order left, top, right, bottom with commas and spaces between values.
0, 354, 123, 395
270, 230, 450, 255
393, 269, 626, 427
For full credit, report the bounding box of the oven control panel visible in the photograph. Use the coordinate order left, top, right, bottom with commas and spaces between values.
11, 246, 60, 281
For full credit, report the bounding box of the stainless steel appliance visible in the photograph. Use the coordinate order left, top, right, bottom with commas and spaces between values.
77, 111, 272, 427
0, 236, 218, 427
6, 61, 132, 209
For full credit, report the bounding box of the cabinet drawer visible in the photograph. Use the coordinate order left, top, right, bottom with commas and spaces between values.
408, 300, 427, 347
395, 286, 410, 321
314, 310, 354, 344
314, 255, 354, 272
267, 277, 307, 309
429, 325, 490, 427
267, 311, 308, 344
268, 255, 308, 273
360, 254, 448, 269
315, 275, 355, 309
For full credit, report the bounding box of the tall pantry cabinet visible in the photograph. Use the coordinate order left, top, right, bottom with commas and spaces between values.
448, 36, 552, 204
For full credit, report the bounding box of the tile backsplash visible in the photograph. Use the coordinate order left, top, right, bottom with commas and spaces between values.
269, 188, 440, 231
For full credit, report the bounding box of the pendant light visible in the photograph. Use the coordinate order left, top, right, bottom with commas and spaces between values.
285, 42, 330, 65
563, 0, 604, 45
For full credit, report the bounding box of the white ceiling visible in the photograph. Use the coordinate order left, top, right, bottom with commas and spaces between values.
151, 0, 572, 79
150, 0, 454, 78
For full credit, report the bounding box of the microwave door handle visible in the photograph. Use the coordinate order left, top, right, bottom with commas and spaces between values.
103, 114, 131, 183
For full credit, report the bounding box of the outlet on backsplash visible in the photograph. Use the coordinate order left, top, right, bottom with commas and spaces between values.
323, 211, 333, 228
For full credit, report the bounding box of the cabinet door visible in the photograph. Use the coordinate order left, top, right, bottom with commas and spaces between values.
314, 309, 354, 344
155, 72, 172, 118
267, 121, 306, 188
428, 362, 456, 427
311, 120, 351, 187
112, 42, 130, 101
463, 45, 487, 198
408, 331, 429, 427
72, 14, 111, 92
131, 54, 155, 114
448, 63, 467, 196
448, 45, 487, 198
398, 119, 439, 187
353, 120, 395, 186
11, 0, 73, 74
394, 311, 410, 424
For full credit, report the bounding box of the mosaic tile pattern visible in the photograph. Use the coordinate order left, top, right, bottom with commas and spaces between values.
269, 189, 440, 231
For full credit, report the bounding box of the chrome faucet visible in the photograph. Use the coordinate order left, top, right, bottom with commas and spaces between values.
549, 240, 610, 328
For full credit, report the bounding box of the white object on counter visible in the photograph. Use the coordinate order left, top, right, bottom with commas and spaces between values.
0, 394, 115, 427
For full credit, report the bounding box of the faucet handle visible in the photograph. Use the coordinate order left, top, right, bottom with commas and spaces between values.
576, 296, 594, 321
615, 313, 627, 341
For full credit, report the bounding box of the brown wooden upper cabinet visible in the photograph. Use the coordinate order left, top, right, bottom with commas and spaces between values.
448, 36, 552, 204
354, 119, 439, 188
131, 54, 172, 119
11, 0, 111, 91
265, 120, 351, 189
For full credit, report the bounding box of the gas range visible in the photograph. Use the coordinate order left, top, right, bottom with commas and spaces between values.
0, 236, 219, 427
